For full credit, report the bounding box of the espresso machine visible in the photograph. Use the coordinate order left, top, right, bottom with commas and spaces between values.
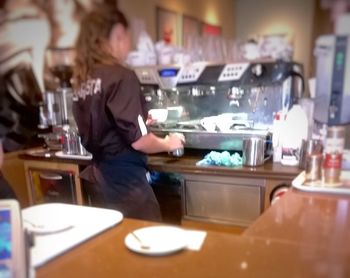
134, 60, 304, 154
40, 48, 87, 156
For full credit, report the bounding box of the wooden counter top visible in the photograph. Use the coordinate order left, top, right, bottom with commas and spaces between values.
19, 151, 91, 166
36, 189, 350, 278
148, 153, 301, 180
20, 149, 301, 180
245, 189, 350, 249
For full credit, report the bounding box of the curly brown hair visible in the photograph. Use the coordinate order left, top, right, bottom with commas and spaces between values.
73, 7, 128, 89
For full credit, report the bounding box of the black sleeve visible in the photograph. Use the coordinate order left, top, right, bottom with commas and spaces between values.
0, 174, 17, 200
106, 70, 148, 144
0, 80, 14, 140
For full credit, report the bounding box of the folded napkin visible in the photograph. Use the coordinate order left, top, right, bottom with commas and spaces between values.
185, 230, 207, 251
196, 151, 242, 167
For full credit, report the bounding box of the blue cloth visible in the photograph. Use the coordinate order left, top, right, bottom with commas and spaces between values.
196, 151, 242, 167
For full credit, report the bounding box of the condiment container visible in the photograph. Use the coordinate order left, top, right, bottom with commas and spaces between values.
299, 139, 323, 169
305, 153, 322, 182
323, 126, 345, 185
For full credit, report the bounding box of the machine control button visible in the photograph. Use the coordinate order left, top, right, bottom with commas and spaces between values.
218, 63, 249, 82
251, 63, 264, 77
329, 105, 338, 119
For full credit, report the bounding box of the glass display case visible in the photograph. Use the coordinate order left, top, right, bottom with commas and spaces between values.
28, 169, 76, 204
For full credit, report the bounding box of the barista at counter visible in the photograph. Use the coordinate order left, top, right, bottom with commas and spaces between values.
73, 7, 184, 221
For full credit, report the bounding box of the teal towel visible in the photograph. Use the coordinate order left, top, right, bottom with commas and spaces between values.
196, 151, 242, 167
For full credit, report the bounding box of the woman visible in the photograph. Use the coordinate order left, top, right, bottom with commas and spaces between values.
73, 7, 184, 221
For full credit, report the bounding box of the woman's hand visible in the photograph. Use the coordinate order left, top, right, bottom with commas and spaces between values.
165, 133, 185, 152
131, 132, 185, 154
145, 114, 157, 126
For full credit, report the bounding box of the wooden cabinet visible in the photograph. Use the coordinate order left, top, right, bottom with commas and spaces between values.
148, 156, 299, 231
23, 159, 84, 206
2, 150, 29, 207
182, 174, 265, 227
179, 173, 294, 232
17, 153, 297, 229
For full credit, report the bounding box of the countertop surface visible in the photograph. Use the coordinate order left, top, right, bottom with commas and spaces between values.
147, 153, 301, 179
36, 189, 350, 278
20, 149, 301, 180
245, 189, 350, 248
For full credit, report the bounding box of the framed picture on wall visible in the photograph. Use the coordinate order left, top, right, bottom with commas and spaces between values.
156, 7, 179, 45
202, 23, 222, 37
182, 15, 202, 48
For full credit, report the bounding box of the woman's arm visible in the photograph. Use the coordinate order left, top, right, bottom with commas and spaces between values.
131, 132, 185, 154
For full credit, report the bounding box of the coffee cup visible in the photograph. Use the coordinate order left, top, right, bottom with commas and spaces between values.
126, 51, 147, 67
148, 109, 168, 123
215, 114, 234, 132
200, 116, 217, 132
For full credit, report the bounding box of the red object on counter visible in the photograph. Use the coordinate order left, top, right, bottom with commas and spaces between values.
323, 153, 342, 169
270, 184, 290, 205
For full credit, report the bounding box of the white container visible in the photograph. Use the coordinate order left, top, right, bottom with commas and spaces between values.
272, 111, 283, 162
280, 104, 308, 166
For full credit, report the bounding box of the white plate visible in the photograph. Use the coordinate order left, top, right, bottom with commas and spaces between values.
24, 218, 74, 235
23, 204, 75, 235
125, 226, 187, 256
22, 203, 124, 267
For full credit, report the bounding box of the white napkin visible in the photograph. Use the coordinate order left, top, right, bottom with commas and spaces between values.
185, 230, 207, 251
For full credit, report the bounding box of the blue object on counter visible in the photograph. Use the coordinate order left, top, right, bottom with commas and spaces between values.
196, 151, 242, 167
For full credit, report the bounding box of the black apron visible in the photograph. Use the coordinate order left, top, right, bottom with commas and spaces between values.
80, 149, 161, 222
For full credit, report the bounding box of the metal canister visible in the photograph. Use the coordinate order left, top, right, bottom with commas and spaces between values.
242, 137, 265, 166
305, 154, 322, 182
169, 132, 185, 157
299, 139, 323, 169
172, 148, 184, 157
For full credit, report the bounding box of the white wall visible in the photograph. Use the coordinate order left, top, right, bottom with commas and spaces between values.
234, 0, 315, 78
118, 0, 235, 42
